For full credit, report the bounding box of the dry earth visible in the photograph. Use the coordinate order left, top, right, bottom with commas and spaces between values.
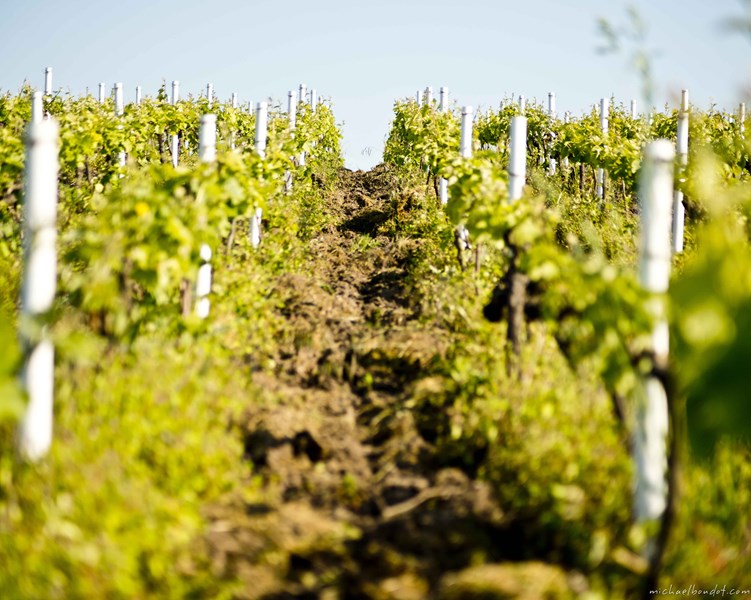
203, 166, 574, 599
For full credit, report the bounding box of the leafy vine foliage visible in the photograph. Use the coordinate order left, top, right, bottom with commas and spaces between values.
1, 84, 342, 342
1, 74, 750, 594
384, 94, 751, 455
382, 91, 751, 592
0, 83, 343, 597
384, 97, 654, 411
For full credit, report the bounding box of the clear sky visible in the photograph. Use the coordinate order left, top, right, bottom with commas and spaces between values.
1, 0, 749, 170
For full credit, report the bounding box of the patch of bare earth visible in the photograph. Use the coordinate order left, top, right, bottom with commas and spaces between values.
203, 165, 573, 599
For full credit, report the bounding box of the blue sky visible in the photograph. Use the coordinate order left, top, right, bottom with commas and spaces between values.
1, 0, 749, 170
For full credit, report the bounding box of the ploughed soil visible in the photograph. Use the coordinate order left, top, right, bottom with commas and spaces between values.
203, 166, 574, 599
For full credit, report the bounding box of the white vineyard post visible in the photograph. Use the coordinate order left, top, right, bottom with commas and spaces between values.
195, 244, 212, 319
32, 92, 43, 124
740, 102, 746, 137
631, 99, 638, 120
98, 82, 106, 104
439, 86, 449, 204
460, 105, 473, 158
247, 100, 253, 112
509, 116, 528, 201
416, 90, 421, 105
135, 86, 142, 106
250, 208, 263, 249
44, 67, 52, 95
597, 98, 608, 200
310, 89, 318, 112
518, 95, 526, 113
562, 112, 570, 170
250, 206, 262, 247
170, 81, 180, 167
195, 115, 217, 319
455, 106, 474, 250
287, 90, 297, 130
298, 84, 307, 165
672, 89, 689, 254
425, 86, 433, 106
198, 114, 217, 163
114, 82, 124, 116
114, 83, 126, 168
635, 139, 675, 560
42, 68, 52, 119
251, 102, 268, 249
439, 176, 448, 205
229, 92, 238, 150
548, 92, 557, 176
286, 90, 296, 193
170, 81, 180, 110
255, 101, 268, 158
18, 118, 60, 461
206, 83, 213, 106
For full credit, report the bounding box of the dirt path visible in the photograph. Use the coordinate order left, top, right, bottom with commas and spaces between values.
204, 167, 570, 599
